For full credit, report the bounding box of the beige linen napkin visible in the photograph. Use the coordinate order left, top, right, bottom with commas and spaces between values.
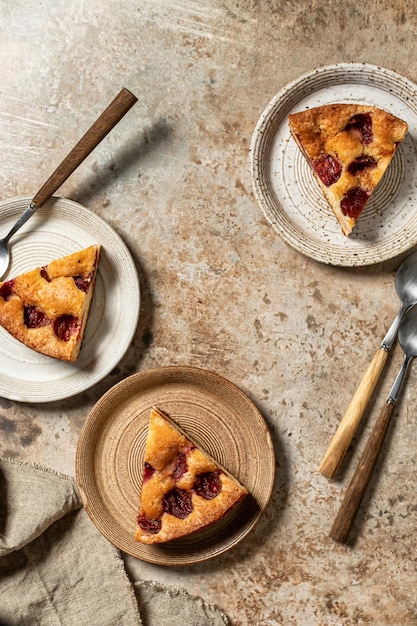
0, 458, 229, 626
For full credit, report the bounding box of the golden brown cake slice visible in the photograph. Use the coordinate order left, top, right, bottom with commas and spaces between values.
288, 103, 408, 235
135, 406, 248, 544
0, 245, 100, 361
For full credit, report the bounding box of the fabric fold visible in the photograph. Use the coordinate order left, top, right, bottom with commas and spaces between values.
0, 458, 142, 626
0, 458, 81, 555
133, 580, 230, 626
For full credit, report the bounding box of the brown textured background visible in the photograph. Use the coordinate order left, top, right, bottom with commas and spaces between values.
1, 1, 417, 624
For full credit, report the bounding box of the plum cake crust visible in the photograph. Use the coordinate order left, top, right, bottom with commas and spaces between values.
288, 104, 408, 236
135, 406, 248, 544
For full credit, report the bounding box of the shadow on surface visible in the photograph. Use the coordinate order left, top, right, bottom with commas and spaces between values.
71, 116, 173, 207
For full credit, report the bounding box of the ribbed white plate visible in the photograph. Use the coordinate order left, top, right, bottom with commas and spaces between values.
0, 197, 140, 402
250, 63, 417, 266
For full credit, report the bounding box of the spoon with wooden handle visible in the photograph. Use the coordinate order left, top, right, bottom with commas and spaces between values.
0, 87, 137, 279
319, 250, 417, 479
329, 303, 417, 543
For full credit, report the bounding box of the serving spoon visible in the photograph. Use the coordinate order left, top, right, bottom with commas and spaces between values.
319, 249, 417, 478
0, 87, 137, 280
330, 303, 417, 543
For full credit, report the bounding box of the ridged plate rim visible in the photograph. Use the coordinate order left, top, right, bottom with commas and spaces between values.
250, 63, 417, 266
0, 196, 140, 402
75, 366, 275, 565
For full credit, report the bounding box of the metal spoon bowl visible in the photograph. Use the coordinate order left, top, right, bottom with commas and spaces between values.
330, 303, 417, 543
0, 87, 137, 280
319, 248, 417, 478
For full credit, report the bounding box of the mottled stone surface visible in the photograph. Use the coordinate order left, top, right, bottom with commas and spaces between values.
1, 1, 417, 624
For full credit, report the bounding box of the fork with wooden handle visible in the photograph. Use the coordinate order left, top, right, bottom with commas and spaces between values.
330, 303, 417, 543
318, 339, 392, 479
0, 87, 138, 280
318, 250, 417, 479
329, 399, 395, 543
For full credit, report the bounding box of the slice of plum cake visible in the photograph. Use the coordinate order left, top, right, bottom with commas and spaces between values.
0, 245, 100, 361
288, 104, 408, 235
135, 406, 248, 544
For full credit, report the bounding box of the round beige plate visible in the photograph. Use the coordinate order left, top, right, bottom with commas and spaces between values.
76, 366, 275, 565
250, 63, 417, 266
0, 196, 140, 401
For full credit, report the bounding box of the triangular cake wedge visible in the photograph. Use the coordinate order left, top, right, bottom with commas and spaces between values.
135, 406, 248, 544
0, 245, 100, 361
288, 104, 408, 236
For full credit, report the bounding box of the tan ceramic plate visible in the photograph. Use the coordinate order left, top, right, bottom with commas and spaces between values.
250, 63, 417, 266
76, 366, 275, 565
0, 196, 140, 401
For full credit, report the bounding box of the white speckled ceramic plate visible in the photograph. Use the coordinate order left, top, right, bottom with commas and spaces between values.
76, 366, 275, 565
0, 196, 140, 402
250, 63, 417, 266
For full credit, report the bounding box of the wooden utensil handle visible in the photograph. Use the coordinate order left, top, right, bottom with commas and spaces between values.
32, 87, 138, 208
329, 400, 394, 543
318, 348, 388, 478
